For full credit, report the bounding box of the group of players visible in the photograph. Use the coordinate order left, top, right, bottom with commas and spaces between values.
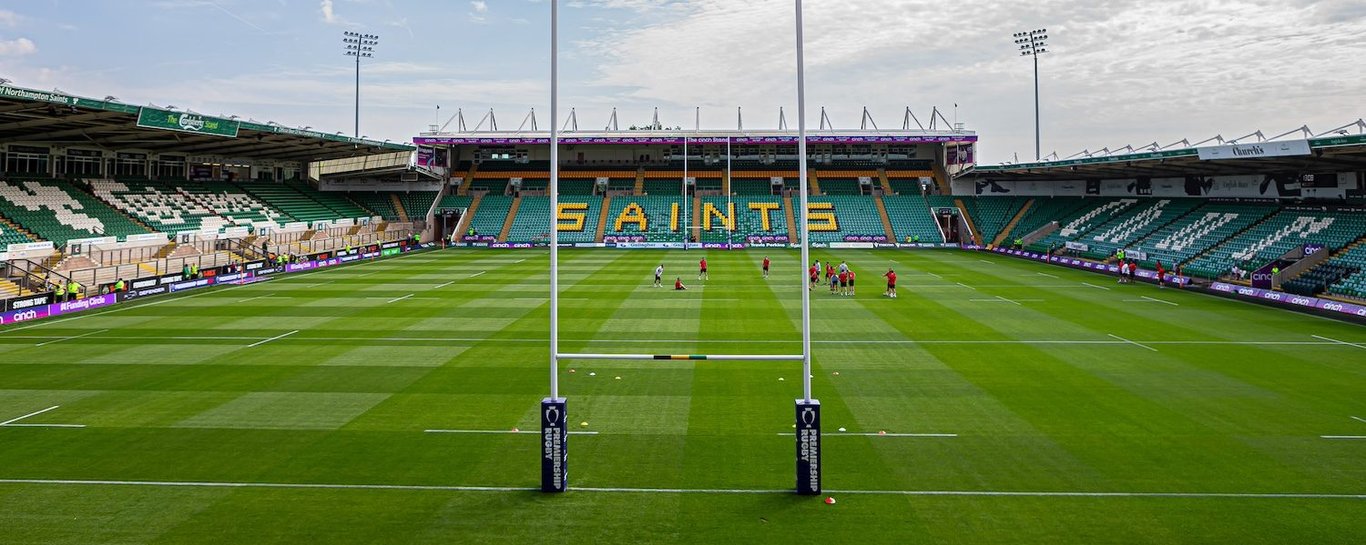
652, 256, 899, 298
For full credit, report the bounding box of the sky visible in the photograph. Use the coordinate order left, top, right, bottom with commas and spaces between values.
0, 0, 1363, 163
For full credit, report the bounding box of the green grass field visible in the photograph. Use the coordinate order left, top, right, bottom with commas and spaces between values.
1, 248, 1363, 544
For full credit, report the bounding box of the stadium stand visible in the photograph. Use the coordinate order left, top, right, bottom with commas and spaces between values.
642, 179, 683, 195
1323, 244, 1366, 299
1132, 202, 1276, 269
818, 178, 865, 195
882, 195, 944, 243
1075, 198, 1203, 260
437, 194, 473, 211
698, 196, 788, 242
1004, 197, 1089, 244
505, 197, 603, 243
1182, 209, 1366, 279
348, 192, 400, 220
236, 182, 364, 223
962, 197, 1027, 245
0, 178, 151, 245
290, 182, 371, 219
730, 178, 776, 195
603, 195, 683, 242
808, 195, 887, 242
89, 178, 238, 232
469, 178, 511, 195
1027, 198, 1136, 252
175, 181, 287, 227
467, 195, 513, 237
396, 191, 439, 220
558, 179, 597, 195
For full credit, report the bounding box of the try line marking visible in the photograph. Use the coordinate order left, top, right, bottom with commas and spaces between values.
424, 429, 599, 435
1108, 333, 1158, 352
35, 329, 108, 347
248, 330, 299, 348
0, 405, 85, 428
1311, 335, 1366, 350
0, 479, 1360, 500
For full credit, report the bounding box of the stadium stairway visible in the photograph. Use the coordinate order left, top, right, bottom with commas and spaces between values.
874, 196, 896, 241
993, 198, 1034, 247
595, 196, 612, 242
634, 170, 645, 195
0, 277, 30, 298
877, 170, 894, 195
453, 194, 482, 238
954, 198, 983, 246
458, 163, 478, 196
809, 171, 821, 196
391, 194, 409, 222
498, 197, 521, 242
784, 196, 797, 237
0, 214, 36, 245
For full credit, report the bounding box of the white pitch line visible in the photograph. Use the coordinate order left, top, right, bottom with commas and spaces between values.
35, 329, 109, 347
236, 294, 274, 303
955, 282, 976, 290
1320, 435, 1366, 440
996, 295, 1022, 306
247, 329, 299, 348
0, 406, 60, 426
1351, 416, 1366, 424
424, 429, 599, 435
469, 271, 486, 278
434, 281, 455, 289
1036, 272, 1059, 278
0, 479, 1360, 499
514, 259, 526, 264
978, 259, 994, 265
776, 432, 956, 438
3, 423, 85, 428
386, 294, 415, 304
925, 272, 941, 279
1082, 282, 1111, 291
1141, 295, 1179, 306
1108, 333, 1158, 352
1311, 335, 1366, 350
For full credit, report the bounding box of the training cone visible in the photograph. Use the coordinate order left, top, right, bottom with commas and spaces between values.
615, 376, 621, 380
833, 371, 840, 376
824, 497, 836, 505
511, 427, 520, 433
778, 377, 785, 381
878, 430, 886, 436
589, 372, 596, 376
568, 369, 576, 373
579, 421, 588, 427
838, 427, 846, 432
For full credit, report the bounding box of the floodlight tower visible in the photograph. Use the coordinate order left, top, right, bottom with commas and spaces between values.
1013, 28, 1048, 161
343, 31, 380, 137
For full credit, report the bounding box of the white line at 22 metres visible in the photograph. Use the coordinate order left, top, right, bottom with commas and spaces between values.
0, 405, 85, 428
1108, 333, 1158, 352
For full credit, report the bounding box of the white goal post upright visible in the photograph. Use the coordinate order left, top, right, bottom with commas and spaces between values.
540, 0, 820, 496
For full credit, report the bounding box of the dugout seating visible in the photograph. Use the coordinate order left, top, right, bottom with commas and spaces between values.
698, 196, 788, 242
882, 195, 944, 243
603, 196, 683, 242
1182, 209, 1366, 279
0, 179, 151, 245
89, 179, 235, 233
1283, 262, 1358, 296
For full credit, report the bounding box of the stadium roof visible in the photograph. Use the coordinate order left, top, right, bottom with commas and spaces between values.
415, 129, 976, 146
0, 84, 414, 162
963, 127, 1366, 181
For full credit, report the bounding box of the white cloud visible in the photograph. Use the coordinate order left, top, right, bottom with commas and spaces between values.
0, 9, 20, 27
320, 0, 342, 24
468, 0, 489, 23
470, 1, 488, 13
571, 0, 1366, 163
0, 37, 37, 57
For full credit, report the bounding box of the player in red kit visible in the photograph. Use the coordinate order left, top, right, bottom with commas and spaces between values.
809, 263, 819, 290
762, 256, 770, 279
698, 258, 708, 280
883, 268, 897, 298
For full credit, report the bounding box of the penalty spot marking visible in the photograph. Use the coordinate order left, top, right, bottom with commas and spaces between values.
1108, 333, 1158, 352
248, 330, 299, 348
1082, 282, 1111, 291
387, 294, 415, 304
424, 429, 598, 435
1311, 335, 1366, 350
35, 329, 108, 347
0, 479, 1360, 500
